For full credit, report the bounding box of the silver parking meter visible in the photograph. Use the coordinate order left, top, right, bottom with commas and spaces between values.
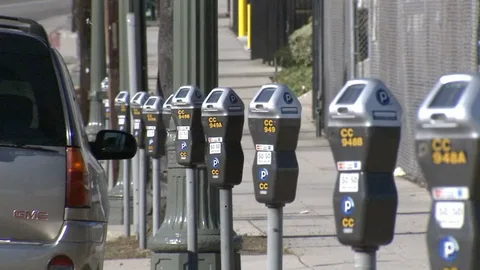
201, 87, 245, 270
415, 73, 480, 270
130, 91, 150, 249
248, 84, 301, 270
327, 78, 402, 269
171, 86, 205, 268
114, 91, 130, 132
142, 96, 166, 237
114, 90, 131, 237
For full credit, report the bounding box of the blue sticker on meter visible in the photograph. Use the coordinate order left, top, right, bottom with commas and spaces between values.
376, 89, 390, 105
439, 236, 459, 262
212, 157, 220, 168
283, 92, 293, 104
180, 141, 188, 150
258, 168, 269, 181
341, 196, 355, 215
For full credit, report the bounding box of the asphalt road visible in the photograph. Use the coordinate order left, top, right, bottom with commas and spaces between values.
0, 0, 71, 21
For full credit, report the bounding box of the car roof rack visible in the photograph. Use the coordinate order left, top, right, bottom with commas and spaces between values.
0, 15, 49, 45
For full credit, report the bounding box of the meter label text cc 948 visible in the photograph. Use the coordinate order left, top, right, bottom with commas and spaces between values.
340, 128, 363, 147
431, 138, 467, 165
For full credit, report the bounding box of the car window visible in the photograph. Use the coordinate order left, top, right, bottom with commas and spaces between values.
0, 51, 66, 146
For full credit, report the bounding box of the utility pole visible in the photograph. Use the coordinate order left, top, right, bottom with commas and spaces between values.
105, 0, 120, 185
74, 0, 92, 124
86, 0, 107, 141
132, 0, 148, 91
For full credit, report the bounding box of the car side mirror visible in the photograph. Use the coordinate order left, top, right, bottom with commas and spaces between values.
91, 130, 137, 160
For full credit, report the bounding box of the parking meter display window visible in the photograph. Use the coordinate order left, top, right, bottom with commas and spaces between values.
254, 88, 276, 103
428, 81, 468, 108
328, 126, 401, 173
145, 98, 156, 106
175, 88, 190, 98
117, 92, 126, 99
336, 84, 365, 105
333, 172, 397, 246
205, 91, 223, 103
252, 151, 299, 205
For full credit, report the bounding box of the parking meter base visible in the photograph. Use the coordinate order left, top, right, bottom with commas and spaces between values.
150, 252, 241, 270
333, 172, 398, 247
107, 193, 134, 225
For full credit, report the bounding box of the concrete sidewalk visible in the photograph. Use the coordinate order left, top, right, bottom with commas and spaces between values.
50, 2, 432, 269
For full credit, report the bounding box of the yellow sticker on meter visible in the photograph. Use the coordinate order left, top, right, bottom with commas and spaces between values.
431, 138, 467, 165
340, 128, 363, 147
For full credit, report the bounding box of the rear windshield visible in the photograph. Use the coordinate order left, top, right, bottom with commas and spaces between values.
0, 51, 66, 146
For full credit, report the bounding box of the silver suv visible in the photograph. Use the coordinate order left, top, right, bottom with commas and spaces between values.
0, 16, 137, 270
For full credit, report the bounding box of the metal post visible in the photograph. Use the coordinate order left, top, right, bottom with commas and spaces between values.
139, 148, 148, 248
347, 0, 356, 79
127, 13, 140, 237
354, 249, 376, 270
123, 157, 131, 236
86, 0, 106, 141
267, 206, 283, 270
220, 188, 234, 270
187, 167, 198, 270
152, 158, 161, 236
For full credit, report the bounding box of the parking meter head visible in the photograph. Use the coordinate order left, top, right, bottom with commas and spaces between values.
415, 73, 480, 269
130, 92, 150, 147
248, 84, 301, 206
142, 96, 166, 157
327, 79, 402, 173
201, 87, 245, 188
248, 83, 302, 151
171, 85, 206, 166
114, 91, 130, 132
328, 79, 402, 248
161, 94, 174, 128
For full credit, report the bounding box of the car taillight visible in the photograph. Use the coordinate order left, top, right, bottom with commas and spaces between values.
66, 147, 90, 208
48, 255, 74, 270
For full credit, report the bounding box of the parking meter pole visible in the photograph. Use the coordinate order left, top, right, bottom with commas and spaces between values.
86, 0, 107, 141
139, 148, 148, 248
354, 248, 376, 270
186, 167, 199, 266
127, 13, 140, 236
219, 188, 234, 270
152, 158, 161, 236
267, 205, 283, 270
327, 79, 402, 270
123, 158, 132, 236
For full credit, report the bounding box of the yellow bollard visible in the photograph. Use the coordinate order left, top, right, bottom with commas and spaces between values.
238, 0, 247, 37
247, 3, 251, 49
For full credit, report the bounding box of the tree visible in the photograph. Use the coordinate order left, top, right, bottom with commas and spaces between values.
156, 0, 173, 98
73, 0, 92, 124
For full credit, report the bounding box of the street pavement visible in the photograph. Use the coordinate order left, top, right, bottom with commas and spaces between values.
44, 1, 432, 269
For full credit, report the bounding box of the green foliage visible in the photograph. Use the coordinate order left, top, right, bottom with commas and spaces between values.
274, 18, 313, 96
273, 65, 312, 96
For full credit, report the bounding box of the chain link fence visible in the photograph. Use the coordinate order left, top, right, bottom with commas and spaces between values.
319, 0, 479, 185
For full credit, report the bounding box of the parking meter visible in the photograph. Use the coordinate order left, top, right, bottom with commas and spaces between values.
114, 91, 130, 132
142, 96, 166, 158
201, 87, 245, 187
101, 77, 110, 125
131, 92, 150, 148
327, 79, 402, 253
162, 94, 174, 130
170, 85, 206, 166
248, 84, 301, 206
415, 73, 480, 270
